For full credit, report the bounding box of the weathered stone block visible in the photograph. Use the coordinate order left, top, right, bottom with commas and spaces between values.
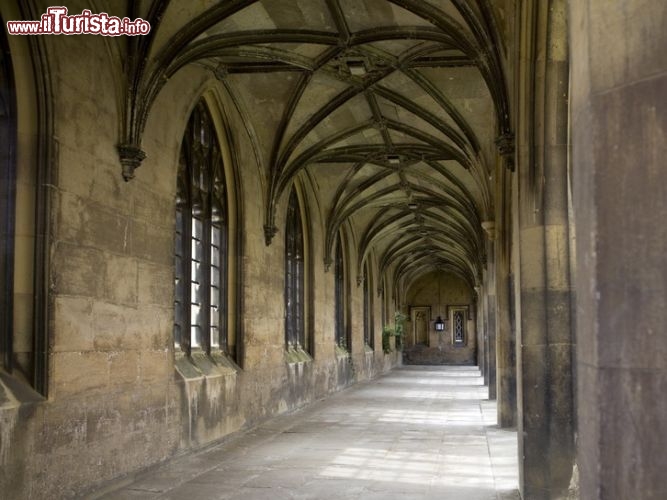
139, 350, 172, 384
53, 351, 109, 397
599, 368, 667, 500
57, 143, 95, 198
52, 296, 94, 352
90, 162, 132, 216
108, 351, 141, 388
80, 202, 131, 255
130, 220, 173, 266
133, 186, 174, 227
52, 242, 105, 298
137, 262, 173, 306
588, 0, 667, 93
91, 301, 130, 351
103, 254, 138, 306
518, 290, 547, 346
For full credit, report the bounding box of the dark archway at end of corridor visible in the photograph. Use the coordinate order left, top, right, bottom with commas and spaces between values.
400, 270, 479, 366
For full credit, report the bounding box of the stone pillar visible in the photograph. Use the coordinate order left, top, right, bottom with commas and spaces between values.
484, 235, 497, 400
495, 169, 517, 428
515, 0, 574, 497
570, 2, 667, 499
475, 288, 486, 375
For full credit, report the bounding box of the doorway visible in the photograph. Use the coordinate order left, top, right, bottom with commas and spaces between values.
411, 307, 431, 346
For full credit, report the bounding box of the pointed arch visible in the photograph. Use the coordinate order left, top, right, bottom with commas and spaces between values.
284, 186, 305, 351
174, 99, 239, 361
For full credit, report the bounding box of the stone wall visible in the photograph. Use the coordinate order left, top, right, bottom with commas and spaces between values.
0, 7, 400, 497
402, 271, 477, 365
570, 2, 667, 499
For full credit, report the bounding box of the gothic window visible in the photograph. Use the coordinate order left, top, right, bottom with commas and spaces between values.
0, 20, 17, 374
363, 263, 373, 349
285, 187, 305, 350
450, 307, 467, 345
174, 101, 229, 357
0, 21, 47, 393
334, 234, 348, 349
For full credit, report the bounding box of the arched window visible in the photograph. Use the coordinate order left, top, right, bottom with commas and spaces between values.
334, 234, 347, 349
174, 101, 229, 357
0, 19, 47, 393
451, 307, 467, 345
363, 262, 373, 349
0, 18, 18, 374
285, 187, 305, 350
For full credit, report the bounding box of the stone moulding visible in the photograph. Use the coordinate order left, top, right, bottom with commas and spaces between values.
495, 133, 515, 171
117, 144, 147, 181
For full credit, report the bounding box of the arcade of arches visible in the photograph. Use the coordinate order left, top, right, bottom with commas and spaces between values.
1, 1, 665, 499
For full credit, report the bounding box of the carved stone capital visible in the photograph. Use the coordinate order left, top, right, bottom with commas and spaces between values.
214, 64, 228, 81
324, 257, 333, 272
117, 144, 146, 181
263, 225, 278, 246
495, 133, 515, 171
481, 220, 496, 240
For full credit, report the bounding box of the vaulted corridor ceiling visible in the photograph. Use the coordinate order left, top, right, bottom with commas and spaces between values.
126, 0, 512, 289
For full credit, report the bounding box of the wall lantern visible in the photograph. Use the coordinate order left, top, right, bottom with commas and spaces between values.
434, 316, 445, 332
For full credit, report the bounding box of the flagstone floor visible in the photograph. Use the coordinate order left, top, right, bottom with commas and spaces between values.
92, 365, 519, 500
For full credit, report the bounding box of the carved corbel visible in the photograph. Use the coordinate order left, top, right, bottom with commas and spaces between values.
481, 220, 496, 241
117, 144, 147, 181
495, 133, 515, 171
263, 224, 277, 246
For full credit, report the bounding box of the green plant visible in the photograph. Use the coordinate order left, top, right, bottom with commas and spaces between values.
382, 311, 408, 353
393, 311, 408, 350
382, 325, 393, 353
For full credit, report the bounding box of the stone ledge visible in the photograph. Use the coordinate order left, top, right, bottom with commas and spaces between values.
174, 351, 238, 382
0, 371, 44, 410
334, 345, 350, 359
284, 347, 313, 364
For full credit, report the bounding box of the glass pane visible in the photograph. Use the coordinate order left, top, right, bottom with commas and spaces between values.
192, 218, 203, 240
211, 248, 220, 268
191, 325, 202, 348
211, 225, 221, 246
454, 311, 464, 342
210, 326, 219, 348
173, 325, 181, 349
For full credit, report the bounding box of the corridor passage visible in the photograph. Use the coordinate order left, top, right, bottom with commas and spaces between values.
95, 366, 519, 500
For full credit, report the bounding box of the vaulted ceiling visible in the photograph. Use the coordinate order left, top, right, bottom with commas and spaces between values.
121, 0, 512, 291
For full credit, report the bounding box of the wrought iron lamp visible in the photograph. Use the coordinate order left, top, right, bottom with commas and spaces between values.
434, 316, 445, 332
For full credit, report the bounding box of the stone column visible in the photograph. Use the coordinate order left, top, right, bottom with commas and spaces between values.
483, 232, 497, 400
570, 2, 667, 499
495, 169, 517, 428
515, 0, 575, 497
475, 287, 485, 376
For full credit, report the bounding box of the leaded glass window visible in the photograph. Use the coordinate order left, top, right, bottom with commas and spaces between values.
363, 264, 373, 349
453, 310, 465, 344
334, 235, 346, 349
0, 19, 17, 372
174, 101, 229, 356
285, 187, 305, 350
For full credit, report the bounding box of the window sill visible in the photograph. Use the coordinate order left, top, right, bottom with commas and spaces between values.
174, 350, 239, 381
285, 347, 312, 364
0, 370, 45, 410
335, 344, 350, 359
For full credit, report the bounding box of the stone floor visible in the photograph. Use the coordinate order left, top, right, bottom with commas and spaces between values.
91, 366, 520, 500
